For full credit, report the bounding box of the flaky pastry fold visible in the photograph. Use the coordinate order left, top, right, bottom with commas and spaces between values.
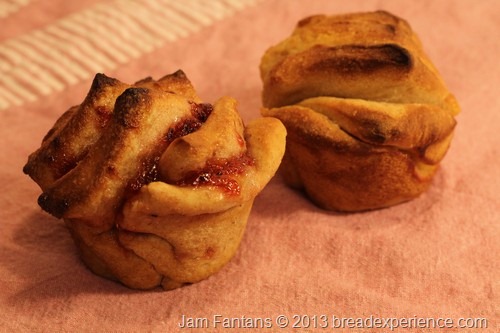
260, 11, 459, 211
24, 70, 286, 289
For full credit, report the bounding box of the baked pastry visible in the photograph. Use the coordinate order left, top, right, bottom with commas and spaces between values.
24, 70, 286, 289
260, 11, 460, 211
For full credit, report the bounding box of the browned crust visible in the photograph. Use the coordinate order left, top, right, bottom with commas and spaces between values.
23, 74, 129, 189
24, 70, 287, 289
260, 11, 460, 114
260, 11, 460, 211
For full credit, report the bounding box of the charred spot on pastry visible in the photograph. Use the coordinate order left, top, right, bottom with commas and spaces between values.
93, 73, 121, 89
51, 136, 62, 149
21, 163, 30, 175
134, 76, 153, 85
38, 192, 69, 218
379, 44, 412, 67
358, 119, 387, 144
84, 73, 121, 103
384, 23, 396, 34
106, 164, 116, 175
157, 69, 188, 84
114, 88, 151, 129
366, 131, 386, 144
309, 44, 412, 74
171, 69, 187, 79
297, 15, 320, 27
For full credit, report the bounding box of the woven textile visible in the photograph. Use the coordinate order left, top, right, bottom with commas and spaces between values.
1, 0, 498, 332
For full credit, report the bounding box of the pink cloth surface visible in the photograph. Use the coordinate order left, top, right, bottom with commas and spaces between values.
1, 0, 498, 332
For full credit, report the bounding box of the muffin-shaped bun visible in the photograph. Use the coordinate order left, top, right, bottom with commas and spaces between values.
24, 70, 286, 289
260, 11, 459, 211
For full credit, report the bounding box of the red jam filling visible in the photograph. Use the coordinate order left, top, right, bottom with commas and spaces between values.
127, 101, 213, 192
176, 153, 255, 196
165, 102, 213, 143
127, 156, 161, 192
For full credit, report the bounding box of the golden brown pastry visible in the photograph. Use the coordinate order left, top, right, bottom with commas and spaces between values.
24, 70, 286, 290
260, 11, 460, 211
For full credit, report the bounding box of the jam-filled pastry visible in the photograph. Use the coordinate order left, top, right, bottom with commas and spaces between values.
260, 11, 460, 211
24, 70, 286, 290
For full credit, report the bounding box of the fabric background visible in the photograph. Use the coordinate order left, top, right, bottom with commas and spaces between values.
1, 0, 498, 332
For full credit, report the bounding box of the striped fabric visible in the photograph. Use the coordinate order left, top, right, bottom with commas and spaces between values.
0, 0, 259, 110
0, 0, 30, 18
2, 2, 499, 332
